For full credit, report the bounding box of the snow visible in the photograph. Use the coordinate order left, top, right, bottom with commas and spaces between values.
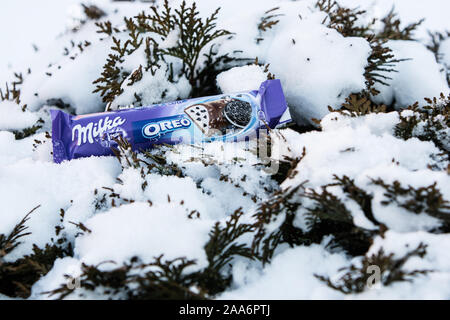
74, 202, 213, 269
217, 65, 268, 93
1, 1, 151, 115
262, 8, 371, 125
339, 0, 450, 41
439, 38, 450, 76
273, 111, 449, 232
159, 28, 181, 50
30, 257, 82, 299
219, 244, 348, 299
352, 231, 450, 299
0, 0, 74, 78
373, 40, 450, 108
0, 0, 450, 300
0, 155, 121, 262
0, 0, 112, 81
211, 0, 372, 125
22, 39, 111, 115
2, 0, 448, 119
111, 63, 192, 110
0, 101, 39, 131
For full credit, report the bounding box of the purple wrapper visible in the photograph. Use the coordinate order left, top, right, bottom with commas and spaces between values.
51, 79, 288, 163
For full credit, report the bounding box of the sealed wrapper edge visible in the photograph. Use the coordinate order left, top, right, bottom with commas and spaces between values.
51, 79, 288, 163
50, 109, 70, 164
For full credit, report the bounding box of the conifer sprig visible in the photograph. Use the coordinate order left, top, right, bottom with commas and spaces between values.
136, 0, 231, 86
315, 243, 431, 294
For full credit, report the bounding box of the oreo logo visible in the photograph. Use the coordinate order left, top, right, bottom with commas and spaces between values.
142, 117, 191, 139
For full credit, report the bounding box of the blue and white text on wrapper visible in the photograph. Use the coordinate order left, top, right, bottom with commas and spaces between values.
139, 115, 192, 140
71, 116, 126, 146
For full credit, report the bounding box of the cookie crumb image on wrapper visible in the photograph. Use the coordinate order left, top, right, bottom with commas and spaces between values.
50, 79, 290, 163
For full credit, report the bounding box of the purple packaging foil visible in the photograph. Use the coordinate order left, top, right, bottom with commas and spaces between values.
51, 79, 287, 163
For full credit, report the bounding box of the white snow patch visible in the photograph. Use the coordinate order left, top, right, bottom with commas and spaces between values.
74, 202, 213, 269
219, 245, 347, 299
0, 101, 39, 131
373, 40, 449, 108
217, 65, 268, 93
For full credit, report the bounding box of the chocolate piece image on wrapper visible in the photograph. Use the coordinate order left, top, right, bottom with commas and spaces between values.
185, 98, 253, 137
184, 99, 230, 136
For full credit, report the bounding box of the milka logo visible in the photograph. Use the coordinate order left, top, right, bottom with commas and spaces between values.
143, 117, 191, 139
72, 116, 126, 146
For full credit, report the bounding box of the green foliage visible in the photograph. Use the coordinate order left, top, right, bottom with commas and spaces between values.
0, 243, 73, 298
93, 38, 128, 104
82, 4, 106, 21
271, 144, 306, 184
316, 243, 431, 294
13, 119, 45, 140
376, 7, 424, 41
0, 206, 38, 259
316, 1, 421, 106
256, 7, 283, 44
329, 93, 387, 117
251, 172, 446, 266
427, 31, 450, 60
93, 0, 236, 106
0, 73, 24, 105
190, 45, 247, 97
70, 4, 107, 32
316, 0, 375, 38
302, 179, 376, 256
304, 186, 353, 225
136, 0, 231, 86
371, 178, 450, 226
199, 208, 255, 295
364, 37, 407, 97
394, 93, 449, 154
93, 36, 138, 102
93, 17, 161, 105
427, 31, 450, 87
142, 146, 184, 177
2, 0, 445, 301
258, 7, 282, 32
95, 20, 120, 36
46, 209, 256, 299
92, 137, 184, 210
252, 175, 383, 263
0, 206, 73, 298
110, 135, 142, 169
316, 2, 423, 41
45, 256, 204, 300
27, 171, 450, 299
251, 184, 305, 264
331, 176, 380, 226
327, 33, 408, 115
111, 136, 183, 178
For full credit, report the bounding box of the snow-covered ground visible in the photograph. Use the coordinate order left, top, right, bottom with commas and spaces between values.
0, 0, 449, 300
0, 0, 111, 79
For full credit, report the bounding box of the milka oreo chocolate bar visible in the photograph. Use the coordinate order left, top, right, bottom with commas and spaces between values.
50, 80, 288, 163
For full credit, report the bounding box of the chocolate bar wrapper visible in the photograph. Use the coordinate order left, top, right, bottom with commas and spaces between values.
51, 79, 288, 163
